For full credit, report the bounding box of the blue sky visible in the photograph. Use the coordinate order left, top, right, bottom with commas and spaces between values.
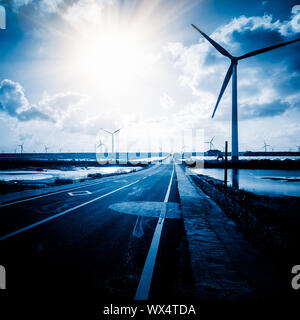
0, 0, 299, 153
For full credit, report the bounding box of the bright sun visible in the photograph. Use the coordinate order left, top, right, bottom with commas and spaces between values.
53, 0, 191, 101
62, 16, 158, 96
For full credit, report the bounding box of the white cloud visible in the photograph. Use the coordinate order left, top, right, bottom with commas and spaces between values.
160, 93, 175, 110
0, 79, 51, 121
0, 79, 29, 115
38, 0, 64, 13
38, 91, 89, 121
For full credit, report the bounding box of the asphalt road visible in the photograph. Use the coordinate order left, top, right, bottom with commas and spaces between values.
0, 161, 195, 299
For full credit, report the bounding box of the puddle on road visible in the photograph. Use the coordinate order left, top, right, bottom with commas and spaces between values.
109, 201, 182, 239
109, 201, 181, 219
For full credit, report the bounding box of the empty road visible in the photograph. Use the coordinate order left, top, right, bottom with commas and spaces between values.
0, 161, 195, 299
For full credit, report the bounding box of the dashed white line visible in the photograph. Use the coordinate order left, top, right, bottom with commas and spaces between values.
135, 164, 175, 300
68, 191, 92, 196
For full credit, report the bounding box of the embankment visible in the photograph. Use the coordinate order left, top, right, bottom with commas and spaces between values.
189, 171, 300, 269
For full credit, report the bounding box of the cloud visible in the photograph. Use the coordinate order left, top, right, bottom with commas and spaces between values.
240, 99, 291, 119
160, 93, 175, 110
38, 91, 89, 121
11, 0, 33, 9
10, 0, 116, 16
0, 79, 51, 121
0, 78, 127, 140
0, 79, 91, 124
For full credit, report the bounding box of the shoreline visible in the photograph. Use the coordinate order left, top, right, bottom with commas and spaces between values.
186, 159, 300, 169
189, 170, 300, 270
0, 164, 150, 195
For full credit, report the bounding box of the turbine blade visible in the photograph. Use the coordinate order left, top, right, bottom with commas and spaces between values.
212, 63, 234, 118
238, 37, 300, 60
191, 24, 233, 59
102, 129, 112, 135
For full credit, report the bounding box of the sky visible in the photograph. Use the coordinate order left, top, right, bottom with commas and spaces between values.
0, 0, 299, 153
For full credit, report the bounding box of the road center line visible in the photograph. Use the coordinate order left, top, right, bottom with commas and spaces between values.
135, 164, 175, 300
0, 179, 140, 241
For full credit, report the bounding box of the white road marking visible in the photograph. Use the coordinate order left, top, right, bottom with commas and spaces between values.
0, 179, 140, 241
0, 180, 108, 208
68, 191, 92, 196
0, 167, 155, 208
135, 164, 175, 300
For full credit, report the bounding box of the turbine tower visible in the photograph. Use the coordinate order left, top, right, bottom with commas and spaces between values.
101, 128, 121, 153
192, 24, 300, 161
263, 141, 272, 152
18, 143, 24, 154
44, 145, 49, 153
205, 136, 215, 151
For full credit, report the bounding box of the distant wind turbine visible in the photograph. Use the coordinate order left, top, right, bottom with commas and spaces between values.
205, 136, 215, 150
18, 143, 24, 154
96, 140, 106, 153
296, 146, 300, 152
100, 128, 121, 153
44, 145, 49, 153
192, 24, 300, 161
263, 141, 272, 152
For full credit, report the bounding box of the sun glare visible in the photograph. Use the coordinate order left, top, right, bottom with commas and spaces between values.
73, 27, 149, 91
47, 0, 197, 116
61, 6, 161, 98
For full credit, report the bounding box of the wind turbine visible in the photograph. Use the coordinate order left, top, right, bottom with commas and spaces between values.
296, 146, 300, 152
192, 24, 300, 161
96, 140, 106, 153
101, 128, 121, 153
18, 143, 24, 154
205, 136, 215, 150
263, 141, 272, 152
44, 145, 49, 153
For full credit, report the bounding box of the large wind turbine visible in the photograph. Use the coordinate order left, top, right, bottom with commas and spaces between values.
192, 24, 300, 161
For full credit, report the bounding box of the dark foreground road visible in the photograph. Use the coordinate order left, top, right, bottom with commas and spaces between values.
0, 161, 195, 300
